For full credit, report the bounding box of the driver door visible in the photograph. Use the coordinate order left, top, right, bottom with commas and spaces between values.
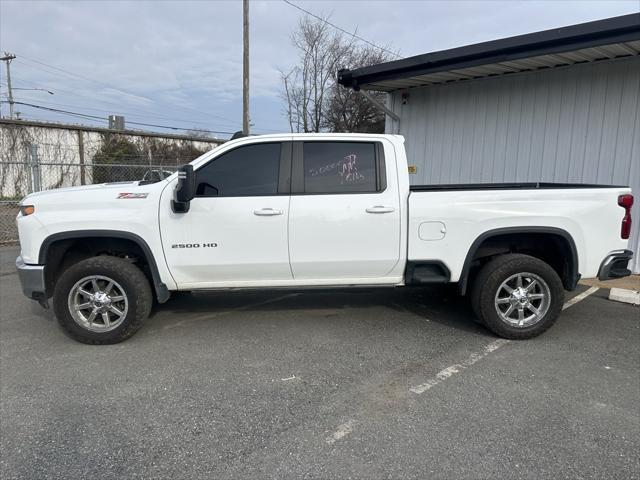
159, 141, 292, 288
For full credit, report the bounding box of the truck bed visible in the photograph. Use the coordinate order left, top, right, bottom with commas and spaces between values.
410, 182, 627, 192
407, 184, 631, 283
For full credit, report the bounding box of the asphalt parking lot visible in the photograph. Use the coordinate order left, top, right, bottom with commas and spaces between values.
1, 246, 638, 479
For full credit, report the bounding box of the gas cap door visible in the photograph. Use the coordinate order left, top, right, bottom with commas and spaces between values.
419, 221, 446, 241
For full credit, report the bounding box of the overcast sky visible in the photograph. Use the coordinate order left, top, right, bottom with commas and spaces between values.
1, 0, 638, 138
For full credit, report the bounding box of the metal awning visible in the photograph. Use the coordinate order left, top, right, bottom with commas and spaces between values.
338, 14, 640, 92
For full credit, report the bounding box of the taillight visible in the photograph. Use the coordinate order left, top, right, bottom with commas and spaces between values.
618, 194, 633, 239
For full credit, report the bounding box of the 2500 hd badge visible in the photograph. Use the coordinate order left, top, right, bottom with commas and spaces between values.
171, 243, 218, 248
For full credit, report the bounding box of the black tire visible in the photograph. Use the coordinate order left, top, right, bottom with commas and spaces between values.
53, 256, 152, 344
470, 254, 564, 339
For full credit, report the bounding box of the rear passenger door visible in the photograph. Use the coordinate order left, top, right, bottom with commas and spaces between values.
288, 139, 401, 282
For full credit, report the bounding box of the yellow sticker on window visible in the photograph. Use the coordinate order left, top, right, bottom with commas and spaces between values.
408, 165, 417, 174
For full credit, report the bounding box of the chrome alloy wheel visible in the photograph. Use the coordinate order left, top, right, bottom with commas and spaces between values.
494, 272, 551, 328
68, 275, 129, 332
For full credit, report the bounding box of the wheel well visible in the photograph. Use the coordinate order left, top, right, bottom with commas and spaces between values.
42, 236, 157, 300
461, 230, 578, 294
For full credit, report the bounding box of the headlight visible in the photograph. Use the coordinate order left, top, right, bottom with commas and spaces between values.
19, 205, 35, 216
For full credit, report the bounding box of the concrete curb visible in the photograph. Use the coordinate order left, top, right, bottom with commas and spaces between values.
609, 288, 640, 306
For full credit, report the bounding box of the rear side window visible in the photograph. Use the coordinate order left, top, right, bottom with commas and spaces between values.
303, 142, 379, 193
196, 143, 281, 197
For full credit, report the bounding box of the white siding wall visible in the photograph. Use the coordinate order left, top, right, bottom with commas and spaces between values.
387, 56, 640, 273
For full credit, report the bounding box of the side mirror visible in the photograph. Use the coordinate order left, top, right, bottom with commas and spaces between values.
172, 164, 195, 213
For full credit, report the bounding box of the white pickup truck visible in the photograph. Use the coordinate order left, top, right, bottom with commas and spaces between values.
16, 133, 634, 344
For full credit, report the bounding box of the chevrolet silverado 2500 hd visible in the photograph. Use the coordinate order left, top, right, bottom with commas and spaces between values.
15, 134, 634, 344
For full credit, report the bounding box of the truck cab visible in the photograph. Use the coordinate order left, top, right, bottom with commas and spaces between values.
161, 134, 407, 288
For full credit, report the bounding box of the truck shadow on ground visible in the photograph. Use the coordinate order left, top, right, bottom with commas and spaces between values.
150, 284, 492, 338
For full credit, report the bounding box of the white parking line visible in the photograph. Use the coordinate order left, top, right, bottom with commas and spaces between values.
409, 339, 510, 394
326, 420, 356, 444
563, 286, 599, 310
323, 285, 600, 444
410, 286, 599, 395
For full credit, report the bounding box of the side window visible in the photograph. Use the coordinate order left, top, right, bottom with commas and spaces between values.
196, 143, 281, 197
303, 142, 379, 193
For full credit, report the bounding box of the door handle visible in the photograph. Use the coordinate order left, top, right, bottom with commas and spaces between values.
366, 205, 395, 214
253, 208, 283, 216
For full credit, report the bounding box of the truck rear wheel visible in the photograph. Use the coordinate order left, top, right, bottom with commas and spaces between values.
53, 256, 152, 344
471, 254, 564, 339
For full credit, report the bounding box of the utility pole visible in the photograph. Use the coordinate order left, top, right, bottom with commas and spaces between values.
1, 53, 16, 119
242, 0, 250, 135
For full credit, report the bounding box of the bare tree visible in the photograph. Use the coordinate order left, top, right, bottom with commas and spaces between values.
325, 46, 393, 133
281, 14, 397, 134
280, 15, 353, 133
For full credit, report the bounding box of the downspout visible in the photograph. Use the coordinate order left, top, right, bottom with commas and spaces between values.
337, 69, 401, 134
357, 89, 401, 134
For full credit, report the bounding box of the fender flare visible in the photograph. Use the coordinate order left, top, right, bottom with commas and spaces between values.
39, 230, 171, 303
458, 226, 580, 295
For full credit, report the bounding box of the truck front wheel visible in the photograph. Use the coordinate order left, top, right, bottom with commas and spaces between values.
471, 254, 564, 339
53, 256, 152, 344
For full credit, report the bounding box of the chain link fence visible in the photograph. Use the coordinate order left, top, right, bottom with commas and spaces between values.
0, 123, 223, 246
0, 159, 182, 245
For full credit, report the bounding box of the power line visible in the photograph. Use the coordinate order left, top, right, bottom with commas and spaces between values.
10, 94, 282, 134
9, 109, 107, 128
4, 75, 41, 88
16, 56, 111, 89
2, 101, 235, 136
11, 81, 242, 128
14, 56, 243, 124
9, 55, 285, 134
282, 0, 401, 59
13, 95, 240, 129
6, 102, 105, 122
126, 119, 232, 136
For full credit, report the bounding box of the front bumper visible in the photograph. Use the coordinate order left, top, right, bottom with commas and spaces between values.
15, 256, 48, 308
598, 249, 633, 281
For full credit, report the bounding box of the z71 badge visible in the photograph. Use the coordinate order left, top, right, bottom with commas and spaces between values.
117, 193, 149, 199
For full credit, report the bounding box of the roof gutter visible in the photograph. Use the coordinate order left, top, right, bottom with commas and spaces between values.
338, 13, 640, 90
